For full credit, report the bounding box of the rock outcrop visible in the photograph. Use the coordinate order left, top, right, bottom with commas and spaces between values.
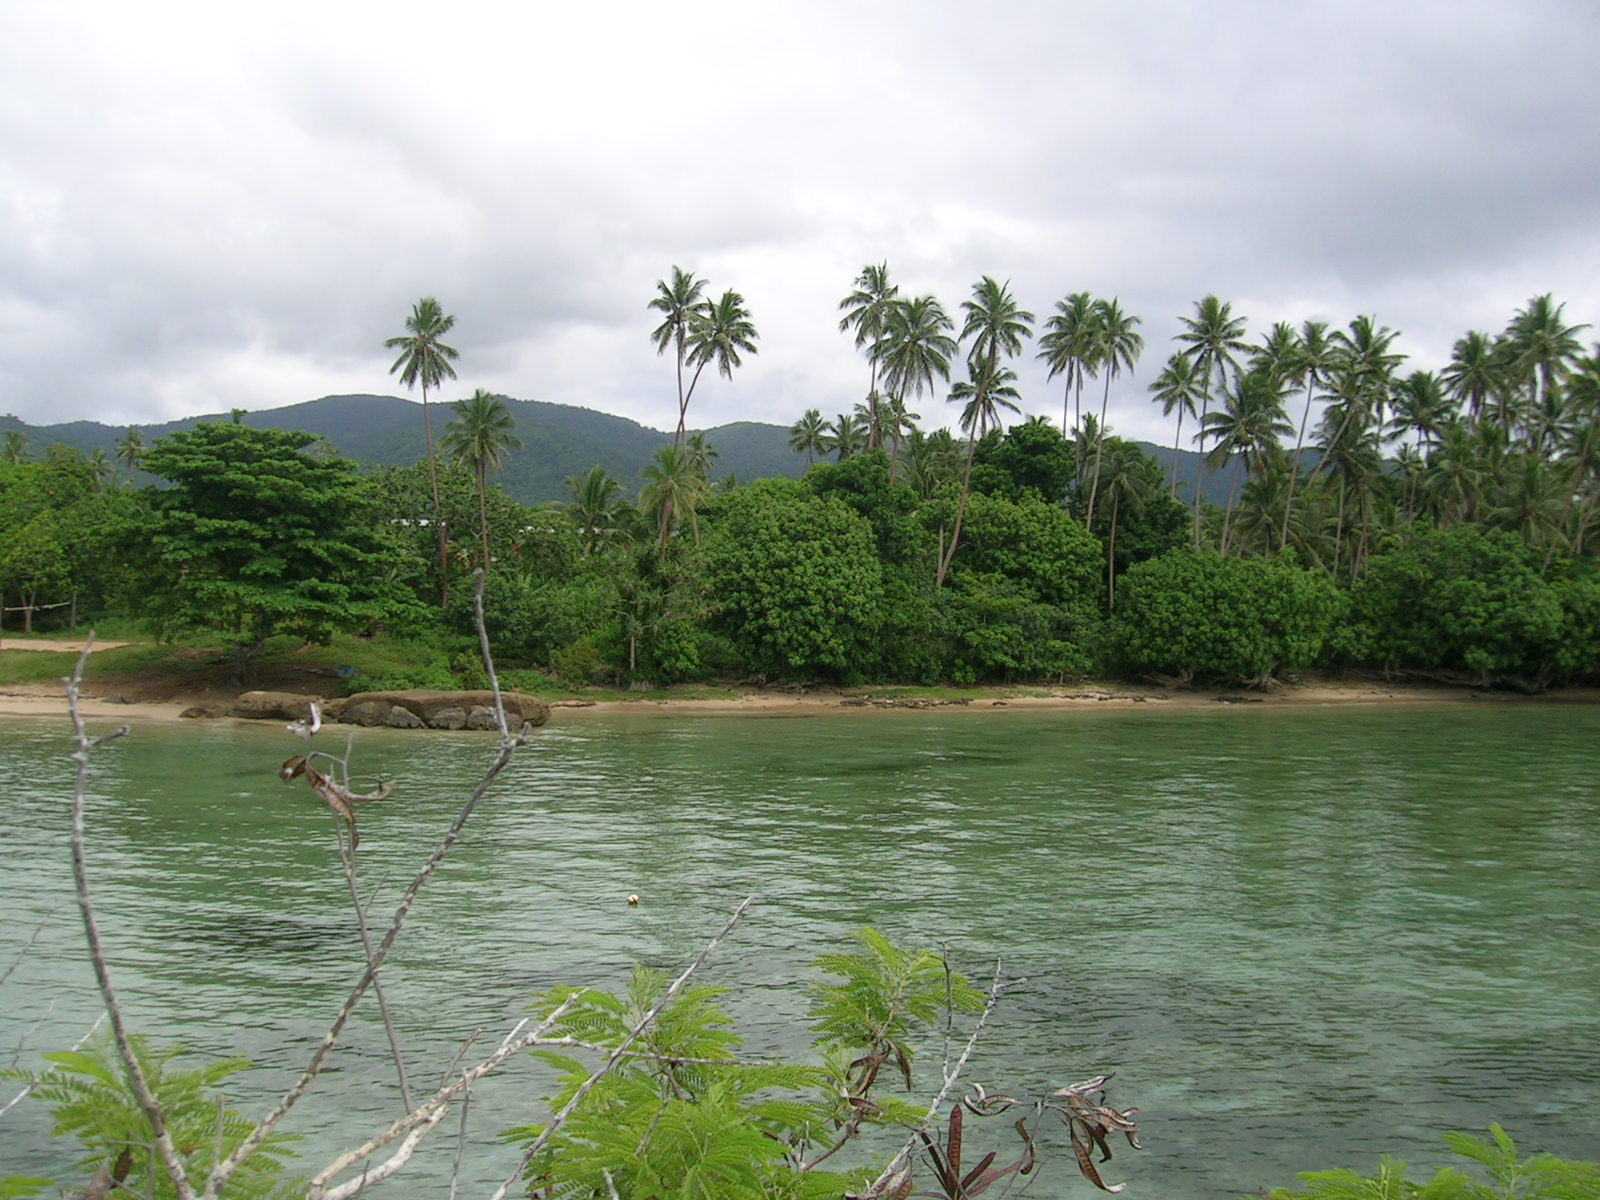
229, 689, 551, 731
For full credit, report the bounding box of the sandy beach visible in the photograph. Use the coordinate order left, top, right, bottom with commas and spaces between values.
3, 636, 1586, 723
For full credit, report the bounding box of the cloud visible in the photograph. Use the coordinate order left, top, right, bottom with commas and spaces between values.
0, 0, 1596, 453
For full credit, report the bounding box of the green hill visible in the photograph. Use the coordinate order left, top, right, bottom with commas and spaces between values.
6, 394, 1242, 506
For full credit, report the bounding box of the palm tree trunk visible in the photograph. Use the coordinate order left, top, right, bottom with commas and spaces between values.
1106, 491, 1120, 610
936, 437, 978, 589
1167, 408, 1184, 500
421, 383, 449, 608
1085, 372, 1112, 526
1192, 381, 1212, 550
1280, 377, 1315, 551
477, 465, 491, 567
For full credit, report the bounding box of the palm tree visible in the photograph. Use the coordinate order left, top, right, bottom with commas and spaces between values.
854, 391, 896, 451
566, 466, 624, 555
1037, 291, 1098, 441
1174, 296, 1251, 547
1281, 320, 1339, 549
822, 413, 867, 461
838, 262, 899, 414
2, 430, 28, 464
640, 443, 701, 551
1091, 439, 1155, 609
87, 449, 113, 492
1441, 329, 1505, 430
114, 427, 146, 481
441, 390, 522, 567
960, 277, 1034, 387
1082, 297, 1143, 526
878, 295, 958, 482
649, 266, 709, 447
1202, 370, 1293, 553
788, 408, 828, 466
1148, 353, 1204, 499
386, 296, 460, 605
681, 290, 759, 434
1505, 294, 1588, 453
938, 357, 1022, 587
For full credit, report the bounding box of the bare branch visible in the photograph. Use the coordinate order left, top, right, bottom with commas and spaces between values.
64, 639, 193, 1198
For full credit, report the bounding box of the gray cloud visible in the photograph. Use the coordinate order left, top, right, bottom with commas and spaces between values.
1, 0, 1596, 448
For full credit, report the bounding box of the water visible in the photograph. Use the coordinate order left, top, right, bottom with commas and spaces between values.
2, 702, 1598, 1197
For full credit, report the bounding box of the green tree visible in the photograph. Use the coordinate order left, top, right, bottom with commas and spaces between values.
1175, 296, 1251, 547
939, 357, 1022, 587
837, 262, 899, 424
877, 294, 957, 482
703, 479, 886, 680
649, 265, 710, 447
640, 443, 706, 550
683, 289, 759, 431
114, 427, 147, 482
1038, 290, 1099, 442
1082, 296, 1143, 526
1148, 351, 1204, 499
788, 407, 828, 466
566, 465, 626, 556
140, 423, 392, 678
822, 412, 867, 462
385, 296, 460, 606
1282, 320, 1338, 550
2, 429, 28, 465
441, 389, 522, 568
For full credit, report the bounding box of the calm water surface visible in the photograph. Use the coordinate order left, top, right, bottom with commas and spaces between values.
2, 702, 1598, 1197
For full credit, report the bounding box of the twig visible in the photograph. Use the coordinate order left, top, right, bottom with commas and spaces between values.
63, 639, 194, 1198
0, 1012, 106, 1120
488, 896, 756, 1200
210, 570, 528, 1197
857, 959, 1009, 1197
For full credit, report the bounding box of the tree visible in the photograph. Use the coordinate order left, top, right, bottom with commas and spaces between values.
1037, 291, 1099, 442
1082, 297, 1143, 526
1202, 368, 1293, 553
1148, 352, 1204, 499
1281, 320, 1338, 550
837, 262, 899, 417
822, 412, 867, 462
640, 443, 706, 551
877, 295, 958, 482
385, 296, 460, 607
682, 289, 759, 430
1505, 293, 1588, 452
1175, 296, 1251, 547
648, 266, 710, 447
115, 427, 146, 481
788, 408, 828, 467
139, 423, 391, 679
441, 390, 522, 568
703, 479, 886, 680
566, 466, 626, 556
2, 429, 28, 464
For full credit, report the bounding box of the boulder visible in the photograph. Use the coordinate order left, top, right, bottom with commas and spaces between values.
180, 704, 230, 720
336, 700, 392, 727
335, 690, 550, 730
231, 691, 324, 721
429, 707, 468, 731
386, 706, 424, 729
465, 705, 499, 731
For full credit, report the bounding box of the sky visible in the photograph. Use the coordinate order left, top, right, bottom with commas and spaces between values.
3, 0, 1598, 447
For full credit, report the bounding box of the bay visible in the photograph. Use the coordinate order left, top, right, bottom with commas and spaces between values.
2, 702, 1598, 1197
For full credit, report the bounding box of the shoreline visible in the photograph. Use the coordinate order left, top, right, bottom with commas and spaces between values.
2, 678, 1593, 725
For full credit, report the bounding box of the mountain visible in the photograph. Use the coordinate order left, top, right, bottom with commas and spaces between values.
5, 394, 1242, 506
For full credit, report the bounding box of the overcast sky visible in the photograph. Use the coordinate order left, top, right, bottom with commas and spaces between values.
3, 0, 1598, 446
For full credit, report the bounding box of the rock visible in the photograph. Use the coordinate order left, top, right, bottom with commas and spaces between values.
386, 706, 424, 729
180, 704, 229, 719
429, 707, 468, 731
337, 690, 550, 728
336, 700, 391, 727
231, 691, 324, 720
465, 705, 499, 730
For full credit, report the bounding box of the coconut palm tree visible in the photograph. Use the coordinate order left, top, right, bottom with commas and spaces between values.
114, 427, 146, 481
649, 266, 709, 448
1280, 320, 1339, 550
877, 294, 958, 482
640, 443, 701, 551
1505, 293, 1588, 453
441, 390, 522, 567
960, 276, 1034, 388
822, 413, 867, 461
1148, 353, 1204, 500
1037, 291, 1099, 441
938, 357, 1022, 587
1441, 329, 1505, 430
2, 430, 28, 464
1202, 369, 1293, 553
681, 290, 759, 435
566, 466, 624, 555
1174, 296, 1251, 547
788, 408, 828, 466
1091, 438, 1155, 609
1082, 297, 1143, 526
838, 262, 899, 412
386, 296, 460, 605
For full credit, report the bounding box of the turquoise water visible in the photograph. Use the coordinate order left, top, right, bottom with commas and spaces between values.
2, 702, 1598, 1196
